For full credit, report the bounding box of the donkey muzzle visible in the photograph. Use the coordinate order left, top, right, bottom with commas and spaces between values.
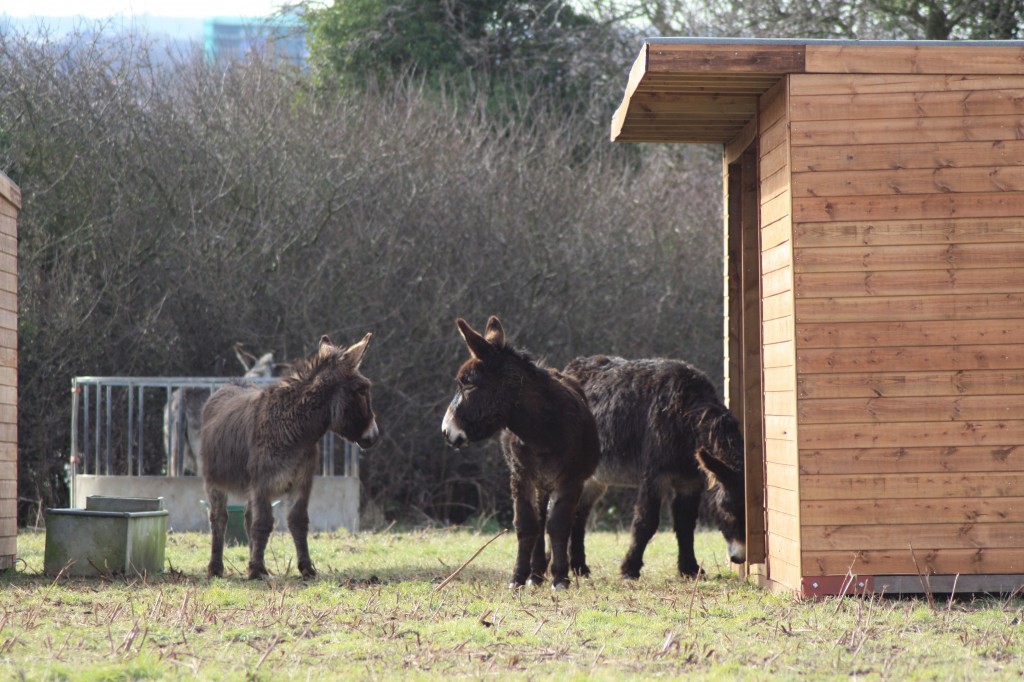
441, 407, 468, 449
357, 419, 380, 449
728, 539, 746, 564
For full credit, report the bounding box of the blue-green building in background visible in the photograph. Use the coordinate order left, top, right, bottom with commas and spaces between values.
203, 15, 307, 66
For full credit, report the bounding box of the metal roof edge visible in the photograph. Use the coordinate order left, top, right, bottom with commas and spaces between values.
645, 37, 1024, 47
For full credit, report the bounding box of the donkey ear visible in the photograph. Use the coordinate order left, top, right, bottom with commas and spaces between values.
695, 449, 739, 491
484, 316, 506, 348
456, 318, 494, 360
318, 335, 333, 358
343, 333, 372, 369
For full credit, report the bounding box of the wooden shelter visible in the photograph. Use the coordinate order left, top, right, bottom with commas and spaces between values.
612, 38, 1024, 596
0, 172, 17, 570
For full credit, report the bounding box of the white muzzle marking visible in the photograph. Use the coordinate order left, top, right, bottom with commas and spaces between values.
442, 405, 468, 448
728, 540, 747, 564
361, 419, 379, 445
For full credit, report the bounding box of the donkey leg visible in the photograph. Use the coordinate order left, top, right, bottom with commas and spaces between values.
528, 491, 550, 586
671, 486, 704, 578
510, 480, 541, 588
570, 480, 606, 578
206, 486, 228, 578
246, 495, 275, 580
287, 471, 316, 580
621, 479, 663, 579
547, 481, 583, 590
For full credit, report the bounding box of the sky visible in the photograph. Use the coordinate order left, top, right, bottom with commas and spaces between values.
0, 0, 286, 18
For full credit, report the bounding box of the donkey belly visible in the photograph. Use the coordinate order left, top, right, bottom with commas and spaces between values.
591, 458, 643, 488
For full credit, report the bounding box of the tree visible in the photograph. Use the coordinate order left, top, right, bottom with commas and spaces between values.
603, 0, 1023, 39
302, 0, 633, 116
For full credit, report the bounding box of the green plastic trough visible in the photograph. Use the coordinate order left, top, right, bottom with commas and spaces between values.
44, 496, 168, 577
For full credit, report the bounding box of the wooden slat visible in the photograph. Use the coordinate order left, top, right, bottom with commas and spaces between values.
795, 191, 1024, 224
791, 89, 1024, 122
801, 471, 1024, 501
792, 140, 1024, 173
798, 240, 1024, 270
805, 44, 1024, 75
760, 141, 788, 181
761, 189, 790, 227
761, 214, 791, 251
793, 165, 1024, 198
765, 462, 794, 493
764, 390, 796, 417
797, 343, 1024, 373
762, 290, 794, 322
767, 482, 799, 515
801, 496, 1024, 525
764, 366, 796, 393
791, 115, 1024, 147
795, 294, 1024, 323
765, 437, 797, 466
768, 531, 801, 565
765, 415, 796, 442
799, 394, 1024, 425
767, 551, 802, 591
760, 122, 787, 165
627, 92, 758, 114
799, 445, 1024, 475
763, 340, 794, 369
795, 267, 1024, 297
797, 319, 1024, 349
803, 522, 1024, 552
791, 73, 1024, 97
794, 217, 1024, 247
802, 548, 1024, 576
799, 421, 1024, 450
762, 174, 790, 214
648, 43, 804, 74
761, 243, 792, 277
798, 369, 1024, 399
767, 509, 800, 542
759, 78, 788, 133
762, 314, 794, 345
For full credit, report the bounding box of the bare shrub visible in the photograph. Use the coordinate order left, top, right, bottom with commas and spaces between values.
0, 25, 722, 524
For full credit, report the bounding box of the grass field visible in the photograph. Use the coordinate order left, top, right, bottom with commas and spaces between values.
0, 526, 1022, 680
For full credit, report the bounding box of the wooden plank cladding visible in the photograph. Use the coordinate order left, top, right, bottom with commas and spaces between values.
804, 44, 1024, 75
791, 68, 1024, 580
612, 39, 1024, 593
647, 43, 804, 74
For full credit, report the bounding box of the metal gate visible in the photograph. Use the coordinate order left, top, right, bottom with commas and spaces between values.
70, 376, 359, 481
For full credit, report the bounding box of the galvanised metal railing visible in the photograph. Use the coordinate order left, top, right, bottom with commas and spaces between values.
70, 376, 359, 481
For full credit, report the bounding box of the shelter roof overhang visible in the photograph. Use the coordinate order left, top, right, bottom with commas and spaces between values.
611, 38, 1024, 145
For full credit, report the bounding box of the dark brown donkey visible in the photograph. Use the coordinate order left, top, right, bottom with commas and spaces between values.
442, 316, 600, 589
202, 334, 380, 580
563, 355, 746, 580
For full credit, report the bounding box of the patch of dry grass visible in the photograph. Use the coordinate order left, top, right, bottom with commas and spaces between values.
1, 528, 1022, 680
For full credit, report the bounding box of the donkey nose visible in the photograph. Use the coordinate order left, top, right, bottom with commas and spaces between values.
358, 419, 380, 449
728, 539, 746, 564
442, 409, 468, 449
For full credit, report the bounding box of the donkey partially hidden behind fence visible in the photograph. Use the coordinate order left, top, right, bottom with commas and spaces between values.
442, 317, 599, 589
164, 345, 281, 476
562, 355, 746, 580
202, 334, 379, 580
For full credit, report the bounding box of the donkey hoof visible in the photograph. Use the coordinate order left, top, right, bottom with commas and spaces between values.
680, 565, 705, 579
508, 580, 526, 590
572, 564, 591, 578
552, 579, 571, 591
299, 563, 317, 580
620, 570, 641, 581
247, 565, 271, 580
207, 563, 224, 579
